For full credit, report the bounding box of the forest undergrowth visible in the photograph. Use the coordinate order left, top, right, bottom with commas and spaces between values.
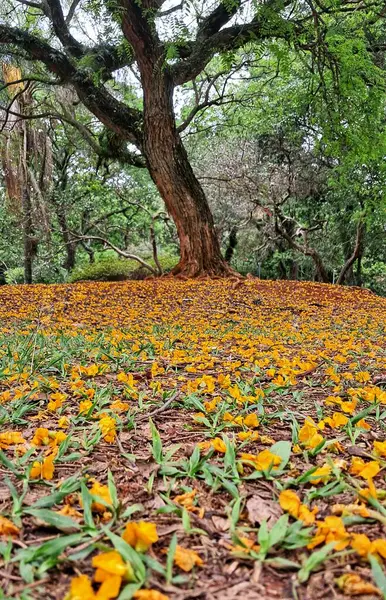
0, 279, 385, 600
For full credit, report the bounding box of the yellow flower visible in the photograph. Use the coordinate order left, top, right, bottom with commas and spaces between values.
243, 413, 260, 429
31, 427, 50, 446
356, 371, 371, 383
374, 441, 386, 457
133, 590, 169, 600
173, 545, 203, 571
351, 533, 372, 557
92, 551, 127, 577
117, 372, 135, 386
308, 516, 349, 551
227, 535, 260, 555
133, 591, 169, 600
237, 431, 259, 442
240, 449, 281, 471
58, 416, 70, 429
0, 431, 25, 448
87, 481, 112, 514
336, 574, 380, 597
340, 399, 358, 414
30, 454, 55, 480
0, 516, 20, 537
309, 464, 331, 485
95, 576, 121, 600
99, 415, 116, 443
279, 490, 317, 525
91, 551, 134, 598
211, 438, 227, 453
47, 392, 67, 411
371, 539, 386, 559
67, 574, 95, 600
110, 400, 129, 413
79, 400, 93, 415
350, 456, 366, 475
279, 490, 301, 518
358, 461, 380, 480
298, 504, 318, 525
122, 521, 158, 552
298, 418, 324, 449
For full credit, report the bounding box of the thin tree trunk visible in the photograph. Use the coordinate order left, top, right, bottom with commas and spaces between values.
337, 220, 366, 285
225, 226, 238, 263
275, 215, 330, 283
56, 202, 76, 271
356, 256, 362, 287
289, 260, 299, 280
21, 118, 35, 284
22, 188, 34, 284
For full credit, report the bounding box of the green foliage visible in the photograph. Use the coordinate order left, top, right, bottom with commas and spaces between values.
69, 254, 178, 283
5, 267, 24, 285
362, 261, 386, 297
68, 258, 142, 283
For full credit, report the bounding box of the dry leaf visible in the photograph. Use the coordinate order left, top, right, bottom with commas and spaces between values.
246, 495, 281, 526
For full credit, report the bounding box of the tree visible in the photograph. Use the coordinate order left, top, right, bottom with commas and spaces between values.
0, 0, 383, 275
1, 63, 52, 282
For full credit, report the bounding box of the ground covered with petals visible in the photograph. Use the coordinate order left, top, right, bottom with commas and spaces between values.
0, 279, 385, 600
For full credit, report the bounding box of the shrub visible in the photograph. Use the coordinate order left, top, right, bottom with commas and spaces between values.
5, 267, 25, 284
69, 258, 136, 282
362, 261, 386, 296
69, 254, 179, 283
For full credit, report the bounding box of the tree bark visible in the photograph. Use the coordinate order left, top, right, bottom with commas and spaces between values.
225, 226, 238, 263
120, 3, 232, 277
337, 220, 366, 285
56, 202, 76, 271
141, 74, 231, 276
22, 188, 34, 284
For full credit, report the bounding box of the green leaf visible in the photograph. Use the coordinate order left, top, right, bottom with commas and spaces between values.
24, 508, 80, 533
268, 514, 289, 547
108, 470, 119, 509
258, 520, 270, 553
166, 533, 177, 584
118, 583, 142, 600
121, 504, 144, 519
149, 418, 163, 464
369, 554, 386, 598
0, 450, 20, 475
80, 482, 96, 530
269, 441, 291, 472
298, 542, 336, 583
30, 477, 80, 508
15, 533, 84, 564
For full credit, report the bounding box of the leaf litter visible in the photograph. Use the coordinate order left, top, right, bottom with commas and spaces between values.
0, 278, 385, 599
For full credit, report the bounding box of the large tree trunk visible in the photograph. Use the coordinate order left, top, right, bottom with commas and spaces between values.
121, 9, 232, 277
142, 82, 231, 276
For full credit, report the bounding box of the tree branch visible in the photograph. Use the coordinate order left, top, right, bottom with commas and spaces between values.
45, 0, 84, 57
196, 0, 242, 41
274, 208, 330, 283
71, 234, 157, 274
173, 12, 294, 85
65, 0, 82, 24
0, 25, 143, 145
